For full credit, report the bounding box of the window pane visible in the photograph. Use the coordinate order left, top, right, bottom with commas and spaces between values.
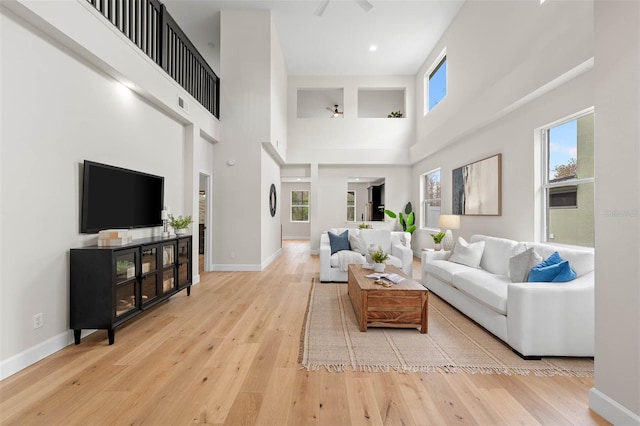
347, 191, 355, 206
347, 207, 355, 222
423, 170, 441, 228
428, 57, 447, 110
291, 206, 308, 221
291, 190, 309, 206
547, 182, 594, 247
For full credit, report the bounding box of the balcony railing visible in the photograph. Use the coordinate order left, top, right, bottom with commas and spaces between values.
86, 0, 220, 119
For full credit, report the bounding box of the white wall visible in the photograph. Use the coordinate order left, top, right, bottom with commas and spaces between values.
0, 0, 222, 379
281, 182, 311, 239
0, 5, 185, 375
216, 9, 284, 270
409, 0, 594, 251
287, 75, 415, 165
590, 1, 640, 423
261, 149, 282, 264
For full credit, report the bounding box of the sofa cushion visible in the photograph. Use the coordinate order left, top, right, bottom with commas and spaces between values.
509, 247, 543, 283
328, 230, 350, 255
452, 270, 509, 315
329, 251, 365, 268
387, 255, 402, 269
470, 235, 522, 276
449, 237, 485, 268
424, 259, 472, 283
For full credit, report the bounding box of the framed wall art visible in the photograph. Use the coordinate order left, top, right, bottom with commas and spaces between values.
452, 154, 502, 216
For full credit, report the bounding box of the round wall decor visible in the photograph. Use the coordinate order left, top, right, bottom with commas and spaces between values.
269, 184, 277, 217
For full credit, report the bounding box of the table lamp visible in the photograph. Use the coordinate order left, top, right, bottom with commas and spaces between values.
438, 214, 460, 251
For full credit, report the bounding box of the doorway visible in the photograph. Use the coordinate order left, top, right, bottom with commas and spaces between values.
199, 172, 213, 272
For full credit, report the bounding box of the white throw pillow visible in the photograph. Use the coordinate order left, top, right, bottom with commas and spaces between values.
448, 237, 485, 269
509, 247, 543, 282
349, 233, 368, 255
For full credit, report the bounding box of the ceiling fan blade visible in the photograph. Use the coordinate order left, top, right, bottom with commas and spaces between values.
314, 0, 330, 16
354, 0, 373, 13
326, 106, 336, 112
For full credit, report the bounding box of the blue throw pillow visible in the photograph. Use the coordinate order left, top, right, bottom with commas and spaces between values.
528, 252, 577, 282
551, 261, 577, 282
328, 230, 350, 255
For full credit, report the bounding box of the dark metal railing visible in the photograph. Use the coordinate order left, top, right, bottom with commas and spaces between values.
86, 0, 220, 118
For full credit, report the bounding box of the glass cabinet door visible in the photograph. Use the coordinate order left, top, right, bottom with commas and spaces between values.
162, 269, 175, 293
115, 252, 136, 284
141, 246, 157, 275
115, 282, 136, 317
177, 238, 191, 288
162, 244, 175, 268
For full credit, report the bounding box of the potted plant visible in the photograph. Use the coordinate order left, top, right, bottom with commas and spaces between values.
430, 231, 446, 250
370, 246, 389, 272
384, 202, 417, 234
169, 214, 193, 235
387, 111, 403, 118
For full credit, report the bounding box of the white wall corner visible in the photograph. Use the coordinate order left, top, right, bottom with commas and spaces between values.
589, 388, 640, 426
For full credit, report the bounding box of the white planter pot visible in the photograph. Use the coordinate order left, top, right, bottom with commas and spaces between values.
373, 262, 385, 273
174, 228, 187, 236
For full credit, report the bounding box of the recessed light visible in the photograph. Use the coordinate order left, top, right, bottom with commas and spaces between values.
369, 45, 377, 52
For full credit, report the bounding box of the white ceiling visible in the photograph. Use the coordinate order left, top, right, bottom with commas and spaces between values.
163, 0, 465, 76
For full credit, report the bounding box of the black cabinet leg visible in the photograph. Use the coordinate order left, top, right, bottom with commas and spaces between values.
74, 329, 81, 345
187, 286, 191, 296
108, 329, 115, 345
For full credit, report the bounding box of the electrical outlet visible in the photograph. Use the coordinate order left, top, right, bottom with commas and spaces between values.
33, 313, 43, 329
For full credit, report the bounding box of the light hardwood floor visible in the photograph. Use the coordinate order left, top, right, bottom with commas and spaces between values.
1, 241, 609, 425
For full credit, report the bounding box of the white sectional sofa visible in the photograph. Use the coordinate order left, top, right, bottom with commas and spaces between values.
421, 234, 594, 358
320, 228, 413, 282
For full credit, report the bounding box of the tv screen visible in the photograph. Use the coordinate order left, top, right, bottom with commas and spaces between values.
81, 160, 164, 233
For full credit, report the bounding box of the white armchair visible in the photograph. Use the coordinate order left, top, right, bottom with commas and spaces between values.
320, 228, 413, 282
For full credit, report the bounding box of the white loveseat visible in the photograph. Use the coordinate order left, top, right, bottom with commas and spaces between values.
422, 234, 594, 358
320, 228, 413, 282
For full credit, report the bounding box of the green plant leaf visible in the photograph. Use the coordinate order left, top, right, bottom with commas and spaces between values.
399, 213, 406, 228
406, 211, 415, 227
406, 225, 417, 234
404, 202, 413, 215
384, 209, 397, 219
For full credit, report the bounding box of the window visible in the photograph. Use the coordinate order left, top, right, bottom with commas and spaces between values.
347, 191, 356, 222
421, 169, 441, 228
291, 190, 309, 222
541, 111, 594, 247
425, 49, 447, 113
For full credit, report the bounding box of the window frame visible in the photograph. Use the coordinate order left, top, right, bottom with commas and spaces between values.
540, 108, 594, 246
424, 48, 447, 115
420, 168, 441, 230
290, 190, 309, 223
346, 190, 356, 222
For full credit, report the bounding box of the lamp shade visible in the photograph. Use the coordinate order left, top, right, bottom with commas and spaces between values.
438, 214, 460, 230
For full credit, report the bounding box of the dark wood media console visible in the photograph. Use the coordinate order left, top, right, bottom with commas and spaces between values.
70, 235, 192, 345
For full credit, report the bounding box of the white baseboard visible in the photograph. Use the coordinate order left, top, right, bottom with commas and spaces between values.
589, 387, 640, 425
261, 248, 281, 270
212, 263, 262, 271
0, 331, 74, 381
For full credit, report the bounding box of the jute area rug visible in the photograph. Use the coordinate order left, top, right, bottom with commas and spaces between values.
300, 282, 593, 376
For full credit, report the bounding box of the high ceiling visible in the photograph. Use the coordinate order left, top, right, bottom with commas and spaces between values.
163, 0, 465, 76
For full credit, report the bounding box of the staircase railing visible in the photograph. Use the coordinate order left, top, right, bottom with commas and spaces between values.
86, 0, 220, 119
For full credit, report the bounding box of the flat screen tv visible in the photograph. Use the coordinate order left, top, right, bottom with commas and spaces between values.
81, 160, 164, 233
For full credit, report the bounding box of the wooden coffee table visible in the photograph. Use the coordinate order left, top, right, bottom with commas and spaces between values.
347, 264, 429, 333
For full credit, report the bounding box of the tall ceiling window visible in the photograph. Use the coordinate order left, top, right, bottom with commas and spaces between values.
291, 190, 309, 222
541, 111, 594, 247
421, 169, 441, 229
425, 49, 447, 114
